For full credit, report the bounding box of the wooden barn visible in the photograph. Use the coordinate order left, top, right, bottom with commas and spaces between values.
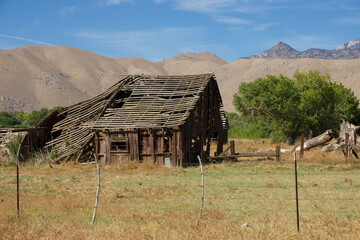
19, 73, 228, 166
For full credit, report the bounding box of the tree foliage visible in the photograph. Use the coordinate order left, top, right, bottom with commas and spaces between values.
226, 112, 272, 139
233, 71, 360, 144
0, 108, 59, 128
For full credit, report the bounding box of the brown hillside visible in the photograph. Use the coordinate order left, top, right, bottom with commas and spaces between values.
216, 58, 360, 112
155, 51, 227, 74
0, 45, 164, 111
0, 45, 359, 113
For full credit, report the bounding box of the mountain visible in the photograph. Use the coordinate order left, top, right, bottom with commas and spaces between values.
257, 41, 300, 59
1, 44, 360, 113
0, 46, 226, 111
155, 51, 227, 75
215, 58, 360, 112
251, 40, 360, 59
337, 40, 360, 50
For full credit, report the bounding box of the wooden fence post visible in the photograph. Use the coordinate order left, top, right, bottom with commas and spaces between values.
196, 155, 204, 227
91, 154, 100, 225
200, 150, 205, 164
300, 134, 304, 159
345, 133, 349, 160
294, 149, 300, 232
354, 130, 357, 145
16, 156, 20, 218
16, 135, 24, 219
275, 145, 281, 161
230, 140, 235, 155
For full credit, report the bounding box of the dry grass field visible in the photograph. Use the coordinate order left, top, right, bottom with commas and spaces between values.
1, 142, 360, 239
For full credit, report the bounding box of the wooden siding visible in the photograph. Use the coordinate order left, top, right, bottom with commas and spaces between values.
96, 129, 177, 166
19, 74, 228, 165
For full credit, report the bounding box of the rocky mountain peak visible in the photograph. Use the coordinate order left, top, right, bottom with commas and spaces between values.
276, 41, 291, 48
251, 39, 360, 59
257, 41, 299, 59
336, 39, 360, 50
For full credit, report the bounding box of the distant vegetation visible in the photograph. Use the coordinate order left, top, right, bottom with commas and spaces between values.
226, 112, 285, 142
0, 107, 61, 128
232, 71, 360, 144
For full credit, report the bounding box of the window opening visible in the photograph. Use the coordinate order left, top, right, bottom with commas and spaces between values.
110, 138, 129, 153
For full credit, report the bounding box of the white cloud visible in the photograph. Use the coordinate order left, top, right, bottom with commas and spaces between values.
104, 0, 133, 6
153, 0, 166, 3
216, 16, 253, 25
175, 0, 236, 13
333, 17, 360, 25
59, 6, 77, 16
280, 34, 337, 51
169, 0, 286, 28
340, 2, 360, 11
264, 0, 289, 3
253, 22, 278, 31
74, 27, 207, 61
0, 34, 55, 46
234, 5, 274, 14
172, 0, 289, 14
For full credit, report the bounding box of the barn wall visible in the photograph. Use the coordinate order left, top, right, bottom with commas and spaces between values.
96, 128, 179, 166
181, 78, 225, 165
18, 109, 64, 162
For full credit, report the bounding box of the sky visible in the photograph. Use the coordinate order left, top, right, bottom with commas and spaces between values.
0, 0, 359, 62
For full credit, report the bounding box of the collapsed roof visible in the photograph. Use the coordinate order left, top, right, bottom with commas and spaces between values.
46, 73, 227, 160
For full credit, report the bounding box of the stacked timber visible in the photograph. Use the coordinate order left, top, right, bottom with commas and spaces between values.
45, 76, 136, 160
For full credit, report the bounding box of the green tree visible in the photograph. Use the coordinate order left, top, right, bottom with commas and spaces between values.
28, 108, 52, 126
233, 71, 360, 144
0, 112, 20, 127
0, 107, 59, 128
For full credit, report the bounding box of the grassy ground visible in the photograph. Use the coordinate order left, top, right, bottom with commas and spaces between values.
1, 144, 360, 239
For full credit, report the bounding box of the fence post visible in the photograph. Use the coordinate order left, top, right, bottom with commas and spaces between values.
91, 154, 100, 225
16, 156, 20, 218
300, 134, 304, 159
200, 150, 205, 164
294, 148, 300, 232
196, 155, 204, 227
15, 135, 24, 219
230, 140, 235, 155
345, 133, 349, 160
354, 130, 357, 145
275, 145, 281, 161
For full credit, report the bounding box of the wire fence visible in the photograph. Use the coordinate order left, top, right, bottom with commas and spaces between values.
1, 160, 360, 231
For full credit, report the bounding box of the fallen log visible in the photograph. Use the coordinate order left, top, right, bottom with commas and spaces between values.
321, 139, 344, 152
322, 121, 360, 152
260, 129, 334, 154
339, 121, 360, 141
295, 129, 334, 151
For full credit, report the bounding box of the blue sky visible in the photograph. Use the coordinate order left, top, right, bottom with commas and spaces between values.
0, 0, 359, 62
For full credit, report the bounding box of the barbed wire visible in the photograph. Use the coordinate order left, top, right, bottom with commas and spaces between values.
3, 205, 359, 216
2, 162, 360, 225
2, 180, 358, 188
6, 193, 359, 202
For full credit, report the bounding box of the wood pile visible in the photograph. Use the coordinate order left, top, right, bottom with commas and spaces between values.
322, 121, 360, 156
260, 121, 360, 159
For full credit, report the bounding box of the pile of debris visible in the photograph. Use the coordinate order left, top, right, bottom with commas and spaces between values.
322, 121, 359, 152
279, 121, 360, 158
259, 121, 360, 159
0, 130, 25, 162
0, 129, 6, 146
